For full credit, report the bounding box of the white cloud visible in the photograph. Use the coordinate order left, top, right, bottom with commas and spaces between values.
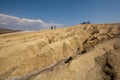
0, 14, 63, 30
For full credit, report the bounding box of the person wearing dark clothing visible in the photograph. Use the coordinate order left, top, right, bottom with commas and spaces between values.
51, 26, 53, 30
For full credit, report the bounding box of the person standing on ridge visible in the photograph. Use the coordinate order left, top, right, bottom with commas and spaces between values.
51, 26, 53, 30
54, 26, 56, 29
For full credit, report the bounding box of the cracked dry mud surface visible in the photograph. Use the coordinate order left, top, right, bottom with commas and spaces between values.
0, 23, 120, 80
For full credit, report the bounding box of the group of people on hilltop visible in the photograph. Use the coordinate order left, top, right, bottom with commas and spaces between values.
51, 26, 56, 30
80, 21, 91, 24
50, 21, 91, 30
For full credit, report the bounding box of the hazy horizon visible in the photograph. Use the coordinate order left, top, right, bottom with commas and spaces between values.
0, 0, 120, 30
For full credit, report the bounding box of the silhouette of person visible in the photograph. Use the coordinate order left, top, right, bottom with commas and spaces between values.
54, 26, 56, 29
51, 26, 53, 30
87, 21, 89, 24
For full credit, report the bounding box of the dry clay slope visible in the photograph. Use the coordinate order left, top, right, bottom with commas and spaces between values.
0, 24, 120, 80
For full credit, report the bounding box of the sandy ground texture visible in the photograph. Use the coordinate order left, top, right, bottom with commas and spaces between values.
0, 23, 120, 80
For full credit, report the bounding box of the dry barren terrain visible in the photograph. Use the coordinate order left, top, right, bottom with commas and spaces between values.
0, 23, 120, 80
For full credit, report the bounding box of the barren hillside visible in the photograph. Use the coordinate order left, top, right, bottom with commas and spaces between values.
0, 23, 120, 80
0, 28, 21, 34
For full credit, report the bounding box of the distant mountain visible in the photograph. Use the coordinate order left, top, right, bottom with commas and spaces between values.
0, 28, 22, 34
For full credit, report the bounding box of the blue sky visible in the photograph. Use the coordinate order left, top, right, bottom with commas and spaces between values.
0, 0, 120, 30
